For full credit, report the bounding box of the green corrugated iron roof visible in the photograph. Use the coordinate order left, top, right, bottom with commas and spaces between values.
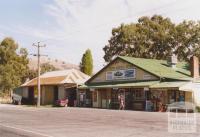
118, 56, 191, 80
79, 81, 189, 89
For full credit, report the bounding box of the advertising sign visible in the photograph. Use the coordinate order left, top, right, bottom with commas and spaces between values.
106, 69, 135, 80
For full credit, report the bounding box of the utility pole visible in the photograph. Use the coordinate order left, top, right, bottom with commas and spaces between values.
32, 42, 46, 107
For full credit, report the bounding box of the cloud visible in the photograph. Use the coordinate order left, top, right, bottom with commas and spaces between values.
0, 32, 5, 39
1, 0, 200, 71
43, 0, 183, 71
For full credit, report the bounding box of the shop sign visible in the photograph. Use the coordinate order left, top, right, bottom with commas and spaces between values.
113, 70, 124, 79
106, 69, 135, 80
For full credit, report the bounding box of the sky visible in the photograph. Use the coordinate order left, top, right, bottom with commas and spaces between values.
0, 0, 200, 72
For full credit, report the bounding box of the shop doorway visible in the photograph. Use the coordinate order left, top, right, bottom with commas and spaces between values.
125, 90, 133, 110
100, 90, 107, 108
132, 89, 146, 110
54, 86, 58, 101
66, 87, 76, 107
28, 87, 35, 105
110, 88, 126, 110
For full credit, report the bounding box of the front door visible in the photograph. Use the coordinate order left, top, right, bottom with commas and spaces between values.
54, 86, 58, 101
125, 90, 133, 110
28, 87, 34, 105
66, 88, 76, 107
132, 89, 146, 110
101, 90, 107, 108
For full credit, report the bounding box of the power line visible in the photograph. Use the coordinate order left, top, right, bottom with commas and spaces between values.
31, 42, 47, 107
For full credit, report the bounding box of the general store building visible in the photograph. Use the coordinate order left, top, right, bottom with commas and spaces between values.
79, 56, 200, 111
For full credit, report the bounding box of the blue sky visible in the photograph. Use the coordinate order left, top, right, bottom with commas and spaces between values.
0, 0, 200, 71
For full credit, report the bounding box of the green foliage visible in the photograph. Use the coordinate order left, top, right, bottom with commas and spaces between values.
27, 69, 37, 80
27, 63, 58, 80
0, 37, 29, 93
40, 63, 57, 74
103, 15, 200, 62
80, 49, 93, 76
196, 106, 200, 113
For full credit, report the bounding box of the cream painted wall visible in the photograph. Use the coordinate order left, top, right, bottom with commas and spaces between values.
41, 86, 45, 105
43, 86, 54, 105
185, 92, 192, 102
90, 59, 158, 83
58, 85, 65, 100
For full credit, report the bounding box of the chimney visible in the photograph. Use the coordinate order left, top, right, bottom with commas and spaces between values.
190, 56, 199, 79
167, 54, 177, 69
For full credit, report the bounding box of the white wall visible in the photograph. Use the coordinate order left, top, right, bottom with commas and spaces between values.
193, 83, 200, 106
58, 85, 65, 99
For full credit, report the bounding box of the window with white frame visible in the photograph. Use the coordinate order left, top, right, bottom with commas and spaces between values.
106, 71, 113, 80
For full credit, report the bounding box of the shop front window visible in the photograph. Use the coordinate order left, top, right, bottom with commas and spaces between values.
169, 91, 176, 103
168, 90, 185, 103
150, 90, 164, 111
179, 91, 185, 102
93, 91, 97, 102
133, 90, 145, 101
111, 89, 119, 109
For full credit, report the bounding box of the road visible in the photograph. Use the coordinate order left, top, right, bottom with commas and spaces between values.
0, 104, 200, 137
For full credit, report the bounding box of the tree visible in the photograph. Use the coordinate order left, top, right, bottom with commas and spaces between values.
26, 63, 58, 80
40, 63, 57, 74
0, 37, 29, 95
80, 49, 93, 76
103, 15, 200, 62
27, 69, 37, 80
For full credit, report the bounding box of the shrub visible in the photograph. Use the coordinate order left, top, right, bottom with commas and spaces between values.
196, 106, 200, 113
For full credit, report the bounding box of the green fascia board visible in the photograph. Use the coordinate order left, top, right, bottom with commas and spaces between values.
193, 78, 200, 83
79, 81, 159, 89
149, 81, 188, 89
79, 81, 189, 89
118, 56, 192, 80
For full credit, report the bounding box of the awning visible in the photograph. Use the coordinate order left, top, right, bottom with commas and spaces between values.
79, 81, 159, 89
179, 82, 194, 92
150, 82, 189, 89
79, 81, 192, 90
